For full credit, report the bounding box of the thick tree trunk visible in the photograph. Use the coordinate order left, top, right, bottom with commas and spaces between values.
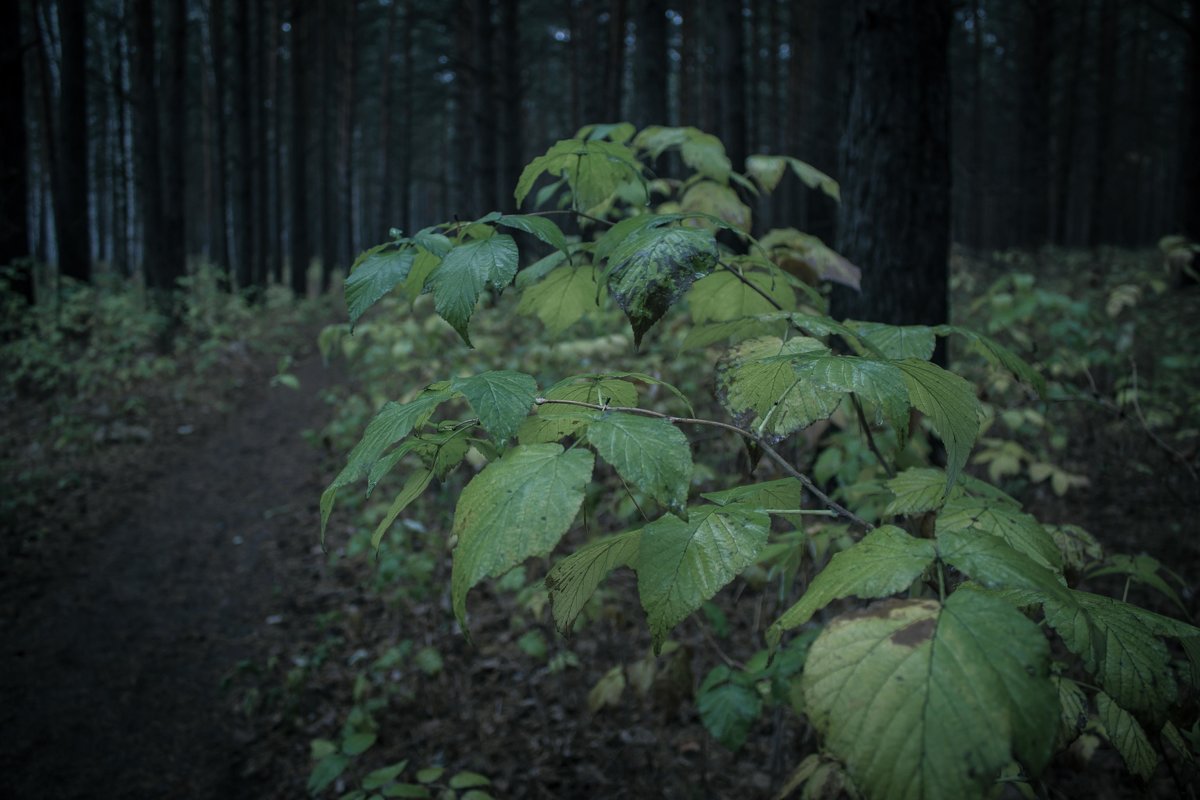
633, 0, 668, 127
132, 0, 165, 288
290, 0, 311, 295
1087, 0, 1117, 246
834, 0, 952, 361
0, 0, 31, 302
718, 0, 747, 169
472, 0, 498, 211
56, 0, 91, 283
1019, 0, 1053, 248
1183, 4, 1200, 240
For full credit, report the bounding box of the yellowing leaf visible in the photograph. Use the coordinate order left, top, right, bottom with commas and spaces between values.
546, 530, 641, 635
516, 265, 603, 336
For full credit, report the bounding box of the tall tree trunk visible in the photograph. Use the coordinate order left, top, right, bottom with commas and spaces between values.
0, 0, 31, 302
835, 0, 952, 362
1181, 2, 1199, 240
1019, 0, 1053, 248
111, 3, 131, 277
56, 0, 91, 283
209, 0, 230, 277
718, 0, 747, 169
290, 0, 311, 295
252, 0, 269, 289
604, 0, 625, 121
377, 0, 398, 238
338, 0, 357, 266
159, 0, 186, 292
1053, 2, 1087, 244
318, 0, 336, 289
452, 0, 473, 215
400, 0, 413, 230
1087, 0, 1117, 246
472, 0, 498, 210
233, 0, 253, 290
499, 0, 523, 206
132, 0, 164, 289
633, 0, 668, 127
269, 0, 284, 285
969, 0, 985, 249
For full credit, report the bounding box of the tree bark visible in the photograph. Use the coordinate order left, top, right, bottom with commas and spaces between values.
0, 0, 31, 302
499, 0, 523, 206
159, 0, 187, 292
604, 0, 625, 121
1087, 0, 1117, 246
1019, 0, 1053, 248
718, 0, 747, 169
290, 0, 311, 295
234, 0, 254, 290
208, 0, 230, 277
56, 0, 91, 283
834, 0, 952, 362
132, 0, 164, 288
633, 0, 668, 127
1182, 1, 1200, 239
338, 0, 357, 266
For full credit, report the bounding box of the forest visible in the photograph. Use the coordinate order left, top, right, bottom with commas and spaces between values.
1, 0, 1198, 799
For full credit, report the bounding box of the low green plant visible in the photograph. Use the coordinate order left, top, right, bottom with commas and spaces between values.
322, 124, 1198, 798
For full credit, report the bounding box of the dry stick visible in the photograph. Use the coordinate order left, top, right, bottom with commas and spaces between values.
534, 397, 873, 531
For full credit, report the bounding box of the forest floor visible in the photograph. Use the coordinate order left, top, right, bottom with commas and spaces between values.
2, 269, 1198, 799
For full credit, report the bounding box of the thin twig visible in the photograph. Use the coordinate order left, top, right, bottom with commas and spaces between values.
534, 397, 873, 531
524, 208, 614, 228
1128, 356, 1198, 482
851, 394, 896, 478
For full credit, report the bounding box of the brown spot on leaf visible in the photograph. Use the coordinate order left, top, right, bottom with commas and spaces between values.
890, 617, 936, 647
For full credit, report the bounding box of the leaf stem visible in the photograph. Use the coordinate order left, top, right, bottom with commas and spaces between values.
534, 397, 872, 531
850, 393, 896, 478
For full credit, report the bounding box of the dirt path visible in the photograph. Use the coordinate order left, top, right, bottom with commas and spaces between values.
0, 352, 333, 799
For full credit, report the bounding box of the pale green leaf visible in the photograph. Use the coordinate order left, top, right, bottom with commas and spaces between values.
896, 359, 981, 492
802, 591, 1056, 800
496, 214, 569, 254
372, 469, 434, 550
515, 138, 643, 211
786, 157, 840, 201
519, 377, 635, 443
846, 321, 936, 361
545, 530, 641, 635
514, 249, 567, 289
717, 336, 839, 437
937, 498, 1061, 572
321, 389, 455, 540
586, 412, 693, 516
884, 468, 964, 515
771, 526, 936, 635
1096, 692, 1158, 781
681, 130, 732, 181
415, 767, 444, 784
936, 325, 1046, 396
702, 477, 802, 510
680, 181, 751, 232
607, 225, 718, 347
594, 213, 683, 265
448, 772, 490, 789
403, 248, 443, 297
516, 266, 602, 336
746, 155, 788, 192
935, 526, 1073, 605
451, 445, 594, 629
686, 269, 795, 325
412, 227, 453, 257
451, 370, 537, 444
588, 664, 626, 712
636, 505, 770, 649
698, 677, 762, 751
429, 235, 519, 346
346, 245, 415, 326
793, 355, 911, 442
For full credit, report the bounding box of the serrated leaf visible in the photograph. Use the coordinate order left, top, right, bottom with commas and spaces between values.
451, 445, 594, 629
429, 235, 519, 346
496, 214, 569, 254
936, 526, 1073, 605
321, 389, 455, 540
516, 265, 603, 336
771, 526, 936, 635
372, 469, 434, 550
546, 530, 641, 635
1096, 692, 1158, 781
680, 130, 732, 181
717, 336, 839, 437
515, 138, 643, 211
686, 269, 795, 324
520, 377, 636, 443
936, 325, 1045, 396
586, 412, 692, 516
884, 468, 965, 514
698, 679, 762, 751
802, 592, 1056, 800
680, 181, 750, 232
1052, 677, 1088, 751
346, 245, 415, 326
403, 248, 443, 298
896, 359, 981, 493
594, 213, 683, 265
937, 498, 1061, 572
702, 477, 802, 510
793, 355, 911, 443
1043, 591, 1180, 721
636, 505, 770, 649
846, 321, 936, 361
451, 370, 537, 444
607, 225, 717, 346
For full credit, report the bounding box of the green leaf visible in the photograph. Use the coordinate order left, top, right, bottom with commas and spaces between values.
372, 469, 434, 550
937, 498, 1061, 572
519, 377, 636, 443
702, 477, 802, 510
496, 214, 569, 255
451, 370, 537, 444
770, 526, 936, 636
607, 225, 718, 347
697, 678, 762, 751
321, 388, 455, 540
884, 468, 964, 515
588, 664, 627, 712
429, 235, 519, 346
802, 591, 1056, 800
515, 266, 603, 336
935, 325, 1046, 396
896, 359, 981, 492
1052, 677, 1088, 751
403, 248, 443, 298
680, 181, 750, 232
412, 227, 453, 257
345, 245, 415, 327
342, 732, 377, 756
785, 157, 840, 201
451, 445, 594, 630
415, 767, 444, 784
413, 645, 443, 676
515, 138, 643, 211
936, 526, 1072, 605
448, 772, 490, 789
308, 754, 351, 795
636, 505, 770, 649
680, 130, 732, 182
594, 213, 681, 265
1043, 591, 1182, 721
686, 269, 795, 324
846, 321, 936, 361
793, 355, 911, 443
546, 531, 641, 635
717, 336, 839, 437
514, 248, 567, 289
585, 412, 693, 516
746, 155, 788, 192
363, 761, 410, 790
382, 784, 431, 799
1096, 692, 1158, 781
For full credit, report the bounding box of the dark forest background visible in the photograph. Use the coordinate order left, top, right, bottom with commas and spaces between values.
1, 0, 1197, 303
